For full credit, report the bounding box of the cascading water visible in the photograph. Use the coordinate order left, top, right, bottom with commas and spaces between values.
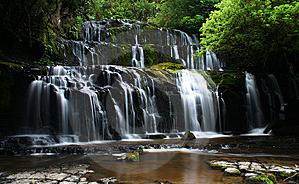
175, 70, 218, 132
24, 20, 227, 142
245, 72, 265, 129
63, 20, 223, 70
131, 35, 144, 68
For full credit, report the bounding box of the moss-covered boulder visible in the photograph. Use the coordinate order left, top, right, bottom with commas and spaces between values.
126, 151, 140, 162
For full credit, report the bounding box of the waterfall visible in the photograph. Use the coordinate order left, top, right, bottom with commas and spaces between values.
24, 20, 227, 142
175, 70, 218, 132
245, 72, 265, 128
205, 51, 223, 71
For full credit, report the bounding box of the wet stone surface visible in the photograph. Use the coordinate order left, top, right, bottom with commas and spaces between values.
0, 164, 117, 184
208, 160, 299, 183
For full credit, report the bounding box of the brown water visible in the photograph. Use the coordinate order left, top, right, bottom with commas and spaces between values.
89, 152, 224, 183
0, 151, 298, 183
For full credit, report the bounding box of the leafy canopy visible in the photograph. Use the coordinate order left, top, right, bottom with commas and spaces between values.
200, 0, 299, 71
152, 0, 219, 35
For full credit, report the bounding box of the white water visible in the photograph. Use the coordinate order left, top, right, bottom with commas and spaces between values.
176, 70, 218, 132
245, 72, 265, 128
131, 35, 145, 68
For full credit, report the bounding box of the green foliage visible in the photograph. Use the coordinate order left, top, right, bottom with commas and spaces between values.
152, 0, 219, 35
200, 0, 299, 71
86, 0, 158, 22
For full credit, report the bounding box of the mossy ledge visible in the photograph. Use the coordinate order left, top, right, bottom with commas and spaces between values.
150, 62, 185, 74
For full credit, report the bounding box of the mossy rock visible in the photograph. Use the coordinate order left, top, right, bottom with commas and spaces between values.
151, 62, 185, 73
126, 151, 140, 162
245, 175, 275, 184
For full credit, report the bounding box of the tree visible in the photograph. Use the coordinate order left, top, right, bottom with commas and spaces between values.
200, 0, 299, 72
152, 0, 219, 35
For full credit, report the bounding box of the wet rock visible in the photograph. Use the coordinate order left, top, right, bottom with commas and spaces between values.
181, 131, 196, 140
239, 162, 251, 171
250, 162, 266, 172
98, 177, 118, 184
268, 166, 297, 179
64, 175, 80, 182
46, 173, 69, 181
209, 160, 237, 170
224, 168, 241, 176
245, 173, 258, 177
112, 153, 127, 160
80, 177, 87, 182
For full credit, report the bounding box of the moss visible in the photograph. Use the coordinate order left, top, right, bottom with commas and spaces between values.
127, 151, 140, 162
246, 175, 274, 184
151, 62, 185, 73
144, 44, 157, 67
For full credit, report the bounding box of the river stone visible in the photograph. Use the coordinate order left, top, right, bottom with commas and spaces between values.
64, 175, 80, 182
209, 160, 237, 170
46, 173, 69, 181
224, 168, 241, 176
80, 177, 87, 182
245, 173, 258, 177
98, 177, 118, 184
250, 162, 266, 172
181, 131, 196, 140
28, 172, 47, 180
238, 161, 251, 171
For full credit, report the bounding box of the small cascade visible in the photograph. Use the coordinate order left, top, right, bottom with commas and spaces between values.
131, 35, 145, 68
267, 74, 285, 121
216, 85, 226, 132
175, 70, 218, 131
245, 72, 265, 129
204, 51, 223, 71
